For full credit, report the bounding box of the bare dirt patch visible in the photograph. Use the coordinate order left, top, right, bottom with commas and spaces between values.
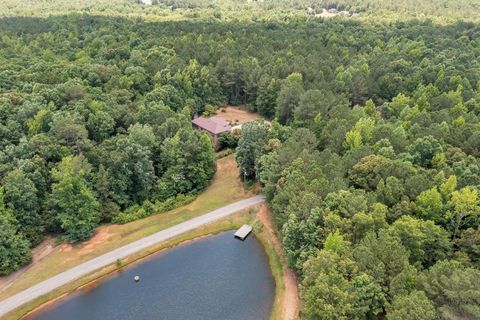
61, 227, 114, 264
257, 204, 300, 320
216, 105, 262, 126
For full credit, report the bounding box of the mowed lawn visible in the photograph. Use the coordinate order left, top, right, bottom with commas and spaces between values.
0, 155, 250, 300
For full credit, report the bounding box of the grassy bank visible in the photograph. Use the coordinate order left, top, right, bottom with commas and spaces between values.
252, 219, 286, 320
4, 206, 290, 320
0, 155, 251, 300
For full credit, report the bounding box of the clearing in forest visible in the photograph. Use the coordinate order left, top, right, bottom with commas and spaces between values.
216, 105, 263, 127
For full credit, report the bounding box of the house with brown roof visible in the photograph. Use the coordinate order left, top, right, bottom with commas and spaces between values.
192, 116, 232, 149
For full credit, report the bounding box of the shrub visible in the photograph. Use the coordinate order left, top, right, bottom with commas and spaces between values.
112, 194, 197, 224
216, 148, 234, 159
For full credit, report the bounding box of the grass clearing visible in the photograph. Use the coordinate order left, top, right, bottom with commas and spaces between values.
0, 155, 250, 301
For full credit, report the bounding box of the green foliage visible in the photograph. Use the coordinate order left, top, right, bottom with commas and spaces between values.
419, 260, 480, 319
0, 5, 480, 319
215, 148, 234, 159
354, 230, 409, 294
218, 131, 239, 150
256, 78, 278, 119
387, 290, 436, 320
100, 133, 155, 206
301, 250, 359, 320
344, 129, 363, 150
87, 110, 115, 143
351, 204, 388, 243
1, 0, 480, 24
455, 228, 480, 267
446, 187, 480, 239
388, 216, 452, 268
156, 129, 215, 200
0, 221, 32, 276
47, 156, 100, 243
387, 93, 411, 118
202, 104, 216, 117
3, 169, 43, 246
324, 230, 349, 255
113, 194, 196, 224
0, 187, 32, 275
275, 73, 304, 124
294, 89, 346, 128
282, 212, 322, 273
235, 120, 269, 179
271, 156, 328, 228
408, 136, 443, 168
352, 273, 387, 318
389, 265, 419, 297
413, 187, 444, 222
301, 250, 386, 319
112, 204, 150, 224
349, 155, 393, 191
439, 175, 457, 200
343, 117, 375, 150
376, 177, 405, 207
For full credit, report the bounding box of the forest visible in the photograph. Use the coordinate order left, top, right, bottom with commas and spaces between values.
0, 0, 480, 319
1, 0, 480, 23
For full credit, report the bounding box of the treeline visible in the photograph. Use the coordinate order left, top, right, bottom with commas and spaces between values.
309, 0, 480, 21
2, 0, 479, 23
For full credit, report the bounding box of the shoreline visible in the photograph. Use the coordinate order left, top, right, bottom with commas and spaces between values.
3, 205, 299, 320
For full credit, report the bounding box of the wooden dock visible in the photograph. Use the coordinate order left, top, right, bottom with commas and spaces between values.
234, 224, 253, 240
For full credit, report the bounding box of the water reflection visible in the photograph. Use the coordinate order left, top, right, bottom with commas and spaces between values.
27, 231, 275, 320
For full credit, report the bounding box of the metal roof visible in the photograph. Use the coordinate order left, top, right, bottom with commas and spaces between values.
192, 116, 232, 135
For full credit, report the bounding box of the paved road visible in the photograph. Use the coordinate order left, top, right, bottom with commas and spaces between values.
0, 196, 265, 318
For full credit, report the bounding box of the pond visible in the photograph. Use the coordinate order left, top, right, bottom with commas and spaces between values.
26, 231, 275, 320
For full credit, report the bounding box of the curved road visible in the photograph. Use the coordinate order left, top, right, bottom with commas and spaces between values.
0, 195, 265, 318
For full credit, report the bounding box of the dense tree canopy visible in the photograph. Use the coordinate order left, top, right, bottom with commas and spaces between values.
1, 1, 480, 319
0, 187, 31, 275
204, 2, 480, 318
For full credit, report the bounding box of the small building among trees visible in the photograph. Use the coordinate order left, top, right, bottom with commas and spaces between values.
192, 116, 231, 148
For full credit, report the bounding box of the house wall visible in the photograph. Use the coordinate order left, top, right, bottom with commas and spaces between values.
192, 123, 221, 150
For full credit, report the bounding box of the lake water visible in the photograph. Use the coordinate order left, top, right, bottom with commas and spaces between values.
26, 231, 275, 320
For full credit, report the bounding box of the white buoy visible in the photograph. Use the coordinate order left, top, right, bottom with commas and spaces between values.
134, 275, 140, 282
